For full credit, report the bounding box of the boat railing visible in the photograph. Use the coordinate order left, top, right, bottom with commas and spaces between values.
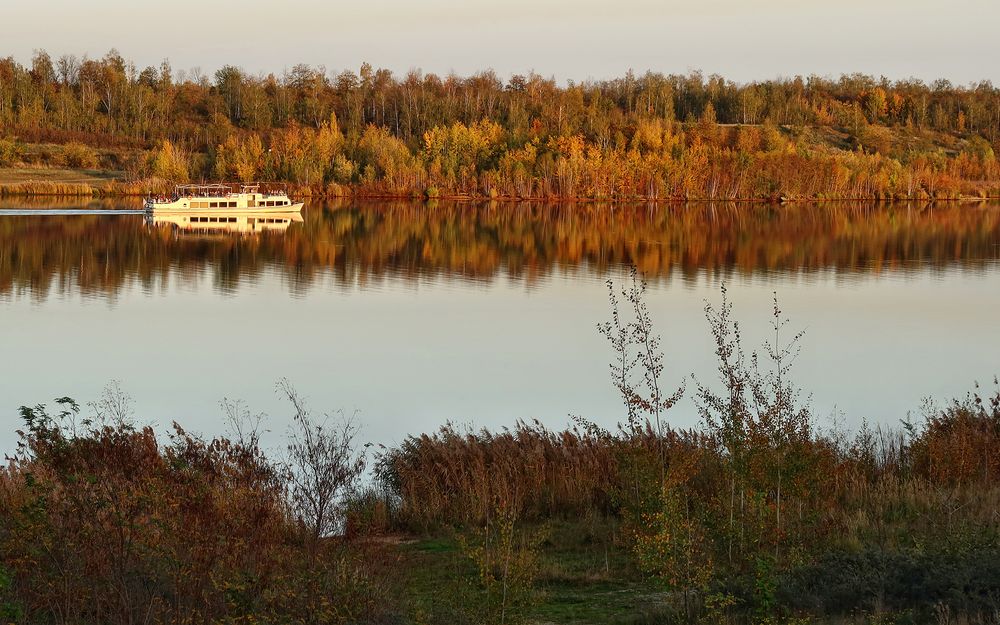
174, 183, 234, 197
172, 182, 289, 197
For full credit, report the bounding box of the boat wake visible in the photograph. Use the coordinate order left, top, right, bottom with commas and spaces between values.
0, 209, 146, 216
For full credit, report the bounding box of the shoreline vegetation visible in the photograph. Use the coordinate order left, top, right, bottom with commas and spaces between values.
2, 278, 999, 624
3, 51, 1000, 202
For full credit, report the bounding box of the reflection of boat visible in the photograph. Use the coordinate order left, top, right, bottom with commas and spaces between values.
145, 210, 303, 235
144, 183, 304, 214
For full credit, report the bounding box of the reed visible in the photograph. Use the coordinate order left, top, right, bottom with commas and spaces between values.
378, 420, 622, 528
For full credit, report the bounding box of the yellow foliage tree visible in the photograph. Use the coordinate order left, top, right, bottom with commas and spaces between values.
151, 140, 189, 182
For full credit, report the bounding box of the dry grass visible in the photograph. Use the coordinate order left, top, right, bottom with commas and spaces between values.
379, 420, 622, 528
0, 167, 125, 196
0, 169, 167, 197
0, 166, 122, 186
0, 181, 96, 196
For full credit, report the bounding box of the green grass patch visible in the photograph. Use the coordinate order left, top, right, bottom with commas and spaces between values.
395, 518, 671, 625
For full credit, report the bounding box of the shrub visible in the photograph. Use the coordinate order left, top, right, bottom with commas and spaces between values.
0, 137, 21, 167
0, 387, 392, 625
63, 141, 98, 168
778, 548, 1000, 618
908, 378, 1000, 486
457, 509, 545, 625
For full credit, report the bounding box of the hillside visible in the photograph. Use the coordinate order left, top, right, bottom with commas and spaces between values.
2, 52, 999, 199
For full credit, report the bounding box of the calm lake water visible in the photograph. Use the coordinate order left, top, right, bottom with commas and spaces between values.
1, 198, 999, 454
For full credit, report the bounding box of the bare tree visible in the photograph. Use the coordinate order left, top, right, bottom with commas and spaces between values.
88, 380, 135, 429
599, 267, 685, 485
220, 397, 266, 449
278, 380, 365, 544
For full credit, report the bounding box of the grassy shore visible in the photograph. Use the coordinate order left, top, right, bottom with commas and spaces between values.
4, 386, 999, 625
0, 166, 123, 196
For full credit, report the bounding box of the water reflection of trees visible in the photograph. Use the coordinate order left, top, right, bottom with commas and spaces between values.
1, 200, 999, 299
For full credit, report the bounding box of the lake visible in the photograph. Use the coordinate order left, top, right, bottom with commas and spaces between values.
1, 198, 999, 454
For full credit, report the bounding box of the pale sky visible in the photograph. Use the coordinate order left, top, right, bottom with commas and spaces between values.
4, 0, 999, 84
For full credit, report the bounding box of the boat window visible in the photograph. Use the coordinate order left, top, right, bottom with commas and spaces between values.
228, 201, 236, 207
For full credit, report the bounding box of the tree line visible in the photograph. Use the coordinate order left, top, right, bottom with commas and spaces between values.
2, 50, 1000, 199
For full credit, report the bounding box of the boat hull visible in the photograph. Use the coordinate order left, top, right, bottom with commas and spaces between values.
145, 201, 304, 213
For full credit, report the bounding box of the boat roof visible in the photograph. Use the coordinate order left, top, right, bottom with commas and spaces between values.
173, 183, 287, 196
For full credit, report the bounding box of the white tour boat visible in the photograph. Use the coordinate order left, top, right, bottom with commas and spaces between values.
144, 183, 304, 214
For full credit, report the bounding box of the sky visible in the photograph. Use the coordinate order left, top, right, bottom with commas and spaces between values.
3, 0, 999, 85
